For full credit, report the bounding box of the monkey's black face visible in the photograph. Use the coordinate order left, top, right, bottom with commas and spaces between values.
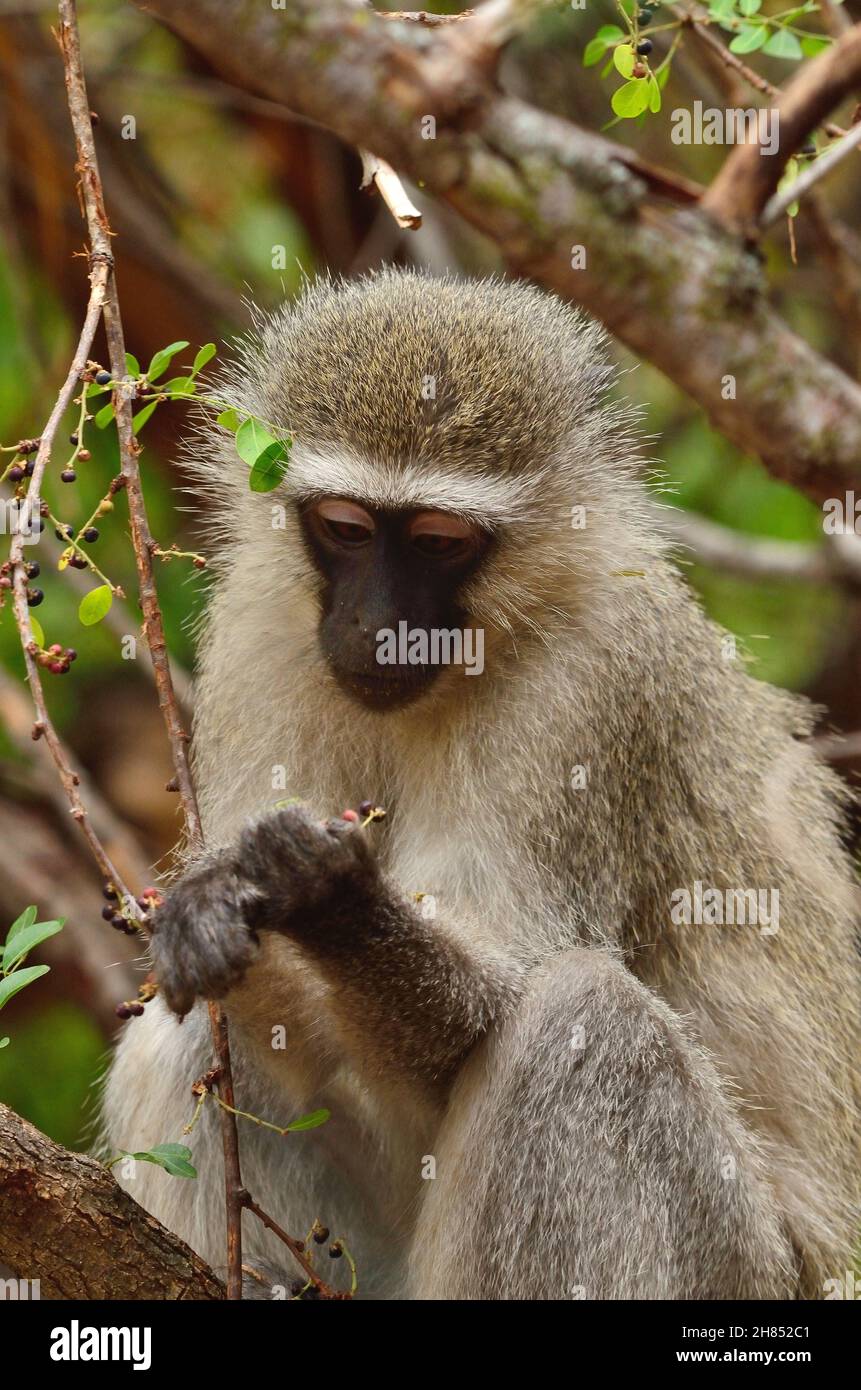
299, 498, 492, 710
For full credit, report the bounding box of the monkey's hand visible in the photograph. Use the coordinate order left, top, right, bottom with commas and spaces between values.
149, 848, 265, 1016
149, 807, 375, 1016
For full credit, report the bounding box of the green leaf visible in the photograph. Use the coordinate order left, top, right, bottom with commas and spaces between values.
29, 616, 44, 648
657, 62, 671, 89
738, 0, 761, 12
648, 75, 662, 113
6, 906, 37, 950
3, 919, 63, 972
145, 341, 190, 384
284, 1108, 330, 1132
192, 343, 216, 374
86, 381, 109, 398
125, 353, 141, 377
217, 408, 240, 431
235, 416, 276, 465
611, 80, 651, 118
763, 28, 803, 59
729, 24, 768, 52
131, 1143, 197, 1179
0, 1038, 9, 1049
613, 43, 636, 79
583, 24, 624, 66
95, 402, 115, 429
132, 401, 159, 433
0, 964, 49, 1010
708, 0, 736, 14
161, 376, 196, 397
249, 441, 290, 493
800, 35, 831, 56
78, 584, 113, 627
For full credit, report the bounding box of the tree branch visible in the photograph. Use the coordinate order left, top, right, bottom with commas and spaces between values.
126, 0, 861, 504
701, 23, 861, 234
0, 1103, 223, 1299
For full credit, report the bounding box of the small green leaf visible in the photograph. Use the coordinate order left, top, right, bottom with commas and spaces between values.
763, 28, 803, 59
235, 416, 277, 465
583, 25, 624, 66
161, 376, 196, 397
657, 63, 671, 89
0, 964, 49, 1010
613, 43, 636, 79
648, 74, 662, 113
86, 381, 109, 398
6, 906, 38, 948
131, 1143, 197, 1179
146, 341, 190, 384
800, 35, 831, 56
611, 80, 651, 118
738, 0, 761, 13
192, 343, 216, 374
95, 403, 115, 429
283, 1108, 330, 1132
132, 401, 159, 433
125, 353, 141, 377
0, 1037, 9, 1049
217, 408, 240, 430
78, 585, 113, 627
729, 24, 768, 52
29, 616, 45, 648
3, 919, 63, 972
249, 440, 290, 493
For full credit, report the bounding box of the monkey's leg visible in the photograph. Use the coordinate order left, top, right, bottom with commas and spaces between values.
409, 949, 796, 1300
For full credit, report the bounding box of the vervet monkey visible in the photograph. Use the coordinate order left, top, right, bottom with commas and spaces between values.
104, 269, 859, 1300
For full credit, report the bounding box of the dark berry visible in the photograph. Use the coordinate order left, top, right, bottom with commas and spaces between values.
358, 800, 374, 818
48, 661, 65, 675
128, 1002, 145, 1017
70, 555, 88, 569
328, 1241, 343, 1259
8, 466, 24, 482
66, 648, 78, 661
24, 460, 35, 477
55, 525, 74, 540
26, 562, 40, 579
102, 883, 118, 900
95, 371, 111, 385
27, 588, 44, 607
69, 433, 79, 446
636, 38, 653, 54
290, 1279, 306, 1297
110, 914, 126, 930
102, 904, 117, 921
61, 470, 77, 483
312, 1224, 330, 1244
115, 1003, 132, 1020
82, 526, 99, 543
637, 6, 654, 21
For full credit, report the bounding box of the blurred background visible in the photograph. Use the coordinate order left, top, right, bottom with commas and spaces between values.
1, 0, 859, 1150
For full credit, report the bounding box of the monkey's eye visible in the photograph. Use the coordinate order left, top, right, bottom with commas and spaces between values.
408, 511, 479, 561
313, 498, 376, 547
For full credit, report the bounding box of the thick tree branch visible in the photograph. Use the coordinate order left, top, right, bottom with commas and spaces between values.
702, 23, 861, 234
0, 1103, 223, 1300
128, 0, 861, 503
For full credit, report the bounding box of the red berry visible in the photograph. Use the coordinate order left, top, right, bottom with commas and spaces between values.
341, 809, 359, 823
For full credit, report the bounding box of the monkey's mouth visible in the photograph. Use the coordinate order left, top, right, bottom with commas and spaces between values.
334, 665, 439, 711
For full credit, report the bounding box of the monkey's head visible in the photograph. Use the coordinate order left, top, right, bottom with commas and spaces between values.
196, 270, 651, 712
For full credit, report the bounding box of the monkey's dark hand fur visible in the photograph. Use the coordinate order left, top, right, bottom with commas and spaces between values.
151, 804, 517, 1083
150, 806, 375, 1016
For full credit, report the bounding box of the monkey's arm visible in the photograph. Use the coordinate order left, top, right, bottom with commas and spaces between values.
150, 807, 522, 1087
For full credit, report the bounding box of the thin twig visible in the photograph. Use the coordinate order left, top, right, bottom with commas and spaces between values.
7, 259, 138, 911
359, 149, 421, 228
242, 1194, 351, 1300
762, 119, 861, 227
55, 0, 242, 1299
